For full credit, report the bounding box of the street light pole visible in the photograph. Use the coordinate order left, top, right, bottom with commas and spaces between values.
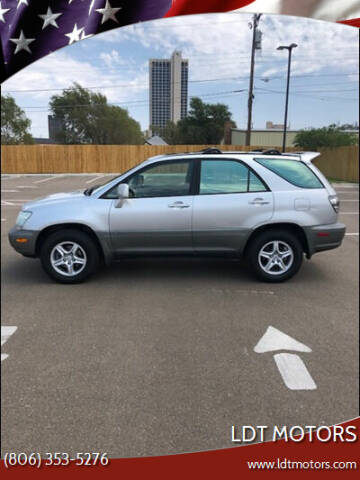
245, 13, 262, 147
277, 43, 297, 152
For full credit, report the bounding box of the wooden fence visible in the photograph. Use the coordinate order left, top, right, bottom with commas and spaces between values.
312, 146, 359, 183
1, 144, 358, 182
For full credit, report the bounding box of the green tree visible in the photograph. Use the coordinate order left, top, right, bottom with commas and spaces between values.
1, 95, 34, 144
338, 123, 358, 130
49, 83, 143, 144
153, 121, 181, 145
294, 125, 358, 150
177, 97, 236, 144
156, 98, 236, 145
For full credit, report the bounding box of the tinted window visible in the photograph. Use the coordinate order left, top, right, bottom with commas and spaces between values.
199, 160, 267, 194
249, 171, 267, 192
105, 160, 193, 199
200, 160, 249, 194
256, 158, 323, 189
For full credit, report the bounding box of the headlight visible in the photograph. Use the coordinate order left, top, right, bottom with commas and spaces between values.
16, 211, 32, 228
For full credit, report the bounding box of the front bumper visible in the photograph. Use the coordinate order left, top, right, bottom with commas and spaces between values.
8, 227, 39, 257
304, 223, 346, 258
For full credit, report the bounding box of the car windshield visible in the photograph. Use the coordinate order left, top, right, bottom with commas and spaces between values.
84, 165, 138, 196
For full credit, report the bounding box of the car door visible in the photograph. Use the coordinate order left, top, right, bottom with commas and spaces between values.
108, 158, 195, 254
192, 158, 274, 252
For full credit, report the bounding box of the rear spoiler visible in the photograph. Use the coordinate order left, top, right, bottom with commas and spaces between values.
296, 152, 321, 163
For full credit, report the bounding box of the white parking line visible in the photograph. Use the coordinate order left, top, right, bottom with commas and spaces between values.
345, 233, 359, 236
336, 191, 360, 194
2, 173, 115, 178
85, 175, 106, 184
1, 326, 17, 362
274, 353, 317, 390
1, 190, 19, 193
1, 199, 32, 206
1, 218, 7, 222
34, 175, 64, 184
17, 185, 38, 189
211, 288, 275, 296
340, 200, 359, 202
340, 212, 359, 215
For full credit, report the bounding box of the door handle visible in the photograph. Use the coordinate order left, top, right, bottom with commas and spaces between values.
248, 198, 270, 205
168, 201, 190, 209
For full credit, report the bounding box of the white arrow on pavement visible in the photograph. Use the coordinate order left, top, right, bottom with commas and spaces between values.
254, 326, 316, 390
254, 326, 312, 353
274, 353, 317, 390
1, 326, 17, 362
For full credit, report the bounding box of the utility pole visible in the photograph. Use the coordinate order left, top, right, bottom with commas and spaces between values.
245, 13, 262, 147
277, 43, 298, 152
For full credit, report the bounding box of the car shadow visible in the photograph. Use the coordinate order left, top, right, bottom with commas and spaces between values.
1, 255, 329, 286
98, 256, 251, 283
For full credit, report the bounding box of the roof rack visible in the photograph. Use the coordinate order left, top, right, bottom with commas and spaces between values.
161, 148, 303, 158
262, 149, 282, 155
163, 147, 222, 156
199, 147, 223, 154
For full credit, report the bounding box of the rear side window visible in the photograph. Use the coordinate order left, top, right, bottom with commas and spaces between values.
249, 171, 267, 192
255, 158, 323, 189
199, 160, 268, 194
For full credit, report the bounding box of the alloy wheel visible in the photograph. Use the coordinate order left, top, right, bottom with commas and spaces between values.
50, 241, 87, 277
258, 240, 294, 276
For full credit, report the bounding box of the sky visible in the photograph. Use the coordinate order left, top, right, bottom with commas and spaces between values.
2, 12, 359, 138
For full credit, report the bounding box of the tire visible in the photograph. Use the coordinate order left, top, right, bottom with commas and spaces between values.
40, 229, 100, 284
246, 229, 303, 283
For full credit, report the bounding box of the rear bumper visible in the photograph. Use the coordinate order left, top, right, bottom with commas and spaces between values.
304, 223, 346, 258
8, 227, 39, 257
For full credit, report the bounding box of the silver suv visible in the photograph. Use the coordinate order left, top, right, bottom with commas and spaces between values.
9, 149, 345, 283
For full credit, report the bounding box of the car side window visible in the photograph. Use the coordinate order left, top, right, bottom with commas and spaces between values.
199, 159, 267, 194
249, 171, 268, 192
255, 158, 323, 189
105, 160, 193, 199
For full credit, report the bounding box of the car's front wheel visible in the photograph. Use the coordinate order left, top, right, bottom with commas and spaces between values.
40, 229, 100, 283
246, 230, 303, 282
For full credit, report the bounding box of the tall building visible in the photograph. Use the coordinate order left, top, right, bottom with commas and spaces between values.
149, 50, 188, 134
48, 115, 64, 141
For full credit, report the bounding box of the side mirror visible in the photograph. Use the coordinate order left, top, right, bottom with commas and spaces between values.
115, 183, 129, 208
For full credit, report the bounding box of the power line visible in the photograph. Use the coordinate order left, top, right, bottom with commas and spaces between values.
2, 76, 243, 93
18, 90, 247, 112
254, 86, 358, 102
19, 81, 359, 114
39, 53, 356, 76
256, 86, 358, 93
3, 71, 358, 95
17, 84, 358, 112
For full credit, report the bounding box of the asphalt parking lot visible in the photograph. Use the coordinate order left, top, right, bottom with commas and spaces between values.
1, 174, 359, 457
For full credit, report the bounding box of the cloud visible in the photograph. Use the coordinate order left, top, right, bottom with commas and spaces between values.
125, 13, 358, 79
2, 12, 358, 135
100, 49, 128, 67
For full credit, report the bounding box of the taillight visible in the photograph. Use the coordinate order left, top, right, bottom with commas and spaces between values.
328, 195, 340, 213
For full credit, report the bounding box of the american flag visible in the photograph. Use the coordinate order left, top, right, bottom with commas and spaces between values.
0, 0, 173, 82
1, 1, 358, 83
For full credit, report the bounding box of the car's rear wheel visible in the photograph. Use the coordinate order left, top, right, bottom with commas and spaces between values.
40, 229, 99, 283
246, 230, 303, 282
